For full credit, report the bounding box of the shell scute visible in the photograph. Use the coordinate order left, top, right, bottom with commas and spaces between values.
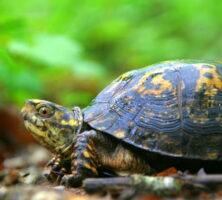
84, 60, 222, 160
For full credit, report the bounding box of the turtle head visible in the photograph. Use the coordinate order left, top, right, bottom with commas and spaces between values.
21, 99, 83, 155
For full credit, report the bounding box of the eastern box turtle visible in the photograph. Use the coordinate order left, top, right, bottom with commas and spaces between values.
21, 60, 222, 187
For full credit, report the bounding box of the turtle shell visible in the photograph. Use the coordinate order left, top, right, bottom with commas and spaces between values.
83, 60, 222, 161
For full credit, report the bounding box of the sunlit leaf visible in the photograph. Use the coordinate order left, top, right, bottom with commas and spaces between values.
8, 34, 82, 66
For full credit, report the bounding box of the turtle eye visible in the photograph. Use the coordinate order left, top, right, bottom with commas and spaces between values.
37, 105, 53, 117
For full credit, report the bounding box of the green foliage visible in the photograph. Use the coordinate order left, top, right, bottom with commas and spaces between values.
1, 0, 222, 107
0, 50, 42, 106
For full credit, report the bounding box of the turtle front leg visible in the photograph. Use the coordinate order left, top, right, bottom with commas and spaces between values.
61, 130, 154, 187
61, 130, 99, 187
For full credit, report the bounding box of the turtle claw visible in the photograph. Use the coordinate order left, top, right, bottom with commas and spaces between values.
61, 174, 84, 187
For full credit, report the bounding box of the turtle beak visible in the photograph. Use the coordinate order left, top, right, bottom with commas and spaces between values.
20, 100, 33, 120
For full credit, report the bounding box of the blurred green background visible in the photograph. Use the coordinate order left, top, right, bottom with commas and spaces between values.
1, 0, 222, 108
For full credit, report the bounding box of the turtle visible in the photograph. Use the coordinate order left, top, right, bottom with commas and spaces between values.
20, 60, 222, 187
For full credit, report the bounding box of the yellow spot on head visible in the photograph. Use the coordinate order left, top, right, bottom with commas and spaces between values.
36, 119, 44, 127
60, 119, 78, 126
61, 120, 69, 125
31, 116, 37, 121
55, 111, 64, 119
32, 99, 44, 104
25, 121, 45, 137
69, 119, 78, 126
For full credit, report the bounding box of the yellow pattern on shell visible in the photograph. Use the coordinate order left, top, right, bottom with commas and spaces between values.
114, 130, 126, 138
132, 72, 153, 93
104, 71, 132, 94
205, 152, 219, 159
146, 73, 173, 96
195, 64, 222, 95
132, 71, 173, 97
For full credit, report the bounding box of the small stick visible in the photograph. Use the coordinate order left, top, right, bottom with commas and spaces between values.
185, 174, 222, 186
83, 174, 222, 196
83, 175, 187, 196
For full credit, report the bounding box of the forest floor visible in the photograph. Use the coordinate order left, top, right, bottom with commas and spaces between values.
1, 144, 222, 200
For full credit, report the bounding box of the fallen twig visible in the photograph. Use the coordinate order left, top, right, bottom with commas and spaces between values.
83, 174, 222, 197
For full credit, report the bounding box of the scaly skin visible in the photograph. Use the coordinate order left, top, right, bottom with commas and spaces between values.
21, 99, 154, 187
